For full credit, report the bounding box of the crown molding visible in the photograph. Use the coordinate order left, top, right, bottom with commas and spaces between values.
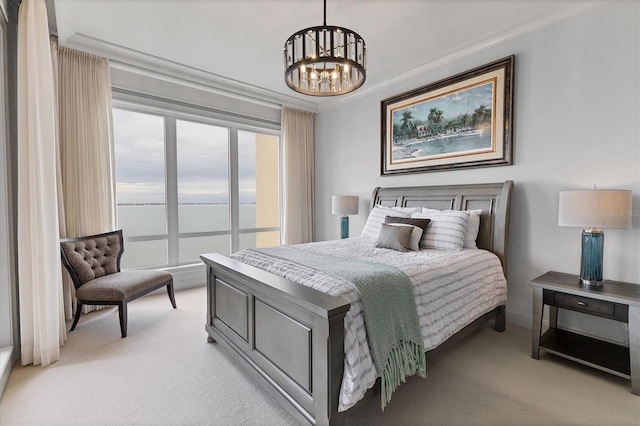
317, 0, 610, 112
61, 33, 320, 114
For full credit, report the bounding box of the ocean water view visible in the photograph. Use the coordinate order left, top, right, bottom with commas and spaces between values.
117, 203, 275, 268
394, 130, 492, 160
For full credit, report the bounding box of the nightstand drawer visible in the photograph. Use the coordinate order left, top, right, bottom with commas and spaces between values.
554, 293, 614, 315
543, 289, 628, 321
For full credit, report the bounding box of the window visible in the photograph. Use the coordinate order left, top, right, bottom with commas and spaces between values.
176, 119, 230, 263
113, 107, 280, 269
113, 110, 167, 268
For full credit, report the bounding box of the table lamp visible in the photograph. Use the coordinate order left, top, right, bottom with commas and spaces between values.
332, 195, 359, 239
558, 189, 632, 286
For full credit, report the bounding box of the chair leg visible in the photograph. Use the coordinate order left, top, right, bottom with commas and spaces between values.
118, 302, 128, 338
70, 302, 83, 332
167, 282, 177, 309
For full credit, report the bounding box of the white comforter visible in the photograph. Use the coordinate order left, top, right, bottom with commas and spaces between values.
231, 236, 507, 412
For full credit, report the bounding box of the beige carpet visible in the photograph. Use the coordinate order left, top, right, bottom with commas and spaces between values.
0, 286, 638, 425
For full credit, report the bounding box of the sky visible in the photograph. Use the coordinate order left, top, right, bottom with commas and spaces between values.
392, 81, 494, 125
113, 108, 260, 204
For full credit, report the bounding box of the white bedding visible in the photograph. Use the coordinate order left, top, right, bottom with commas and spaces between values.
231, 236, 507, 412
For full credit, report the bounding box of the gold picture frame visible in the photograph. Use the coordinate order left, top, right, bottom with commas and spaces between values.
381, 56, 514, 175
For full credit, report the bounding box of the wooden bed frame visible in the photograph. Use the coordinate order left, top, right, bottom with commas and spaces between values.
201, 181, 514, 425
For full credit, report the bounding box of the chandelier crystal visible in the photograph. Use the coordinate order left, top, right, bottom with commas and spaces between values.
283, 0, 366, 96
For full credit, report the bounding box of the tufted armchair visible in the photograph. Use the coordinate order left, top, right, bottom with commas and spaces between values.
60, 229, 176, 338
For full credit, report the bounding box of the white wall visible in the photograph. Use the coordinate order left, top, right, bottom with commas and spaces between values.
314, 2, 639, 343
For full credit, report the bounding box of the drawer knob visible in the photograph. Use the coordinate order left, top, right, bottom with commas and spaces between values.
577, 301, 588, 307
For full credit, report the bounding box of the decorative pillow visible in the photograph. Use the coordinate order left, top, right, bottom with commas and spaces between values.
384, 217, 431, 246
463, 209, 482, 249
361, 206, 411, 239
375, 223, 414, 252
384, 223, 424, 251
384, 216, 431, 229
412, 210, 470, 250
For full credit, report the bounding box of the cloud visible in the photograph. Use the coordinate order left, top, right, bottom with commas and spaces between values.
113, 109, 270, 204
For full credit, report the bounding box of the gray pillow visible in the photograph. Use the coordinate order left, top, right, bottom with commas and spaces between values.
375, 223, 413, 252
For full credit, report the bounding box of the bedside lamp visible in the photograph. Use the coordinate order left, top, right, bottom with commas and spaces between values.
332, 195, 359, 239
558, 189, 632, 286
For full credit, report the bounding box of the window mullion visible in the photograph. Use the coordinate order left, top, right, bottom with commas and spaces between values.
165, 117, 179, 265
229, 127, 239, 253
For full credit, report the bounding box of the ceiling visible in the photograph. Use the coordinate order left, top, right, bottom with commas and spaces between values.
51, 0, 605, 111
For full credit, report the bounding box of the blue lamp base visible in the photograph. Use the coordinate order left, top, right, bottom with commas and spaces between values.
340, 216, 349, 239
580, 229, 604, 286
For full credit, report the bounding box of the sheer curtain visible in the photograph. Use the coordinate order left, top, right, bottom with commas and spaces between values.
17, 0, 116, 365
17, 0, 66, 366
55, 44, 116, 319
281, 107, 314, 244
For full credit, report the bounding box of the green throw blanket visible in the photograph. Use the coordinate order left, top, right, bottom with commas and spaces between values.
258, 245, 426, 409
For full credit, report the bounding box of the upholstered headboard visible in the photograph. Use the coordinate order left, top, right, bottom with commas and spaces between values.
371, 181, 514, 275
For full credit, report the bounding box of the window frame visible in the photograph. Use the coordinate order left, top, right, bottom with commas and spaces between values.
112, 96, 282, 268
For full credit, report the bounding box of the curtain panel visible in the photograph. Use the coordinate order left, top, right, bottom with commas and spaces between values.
55, 44, 116, 320
17, 0, 65, 366
17, 0, 116, 365
281, 107, 314, 244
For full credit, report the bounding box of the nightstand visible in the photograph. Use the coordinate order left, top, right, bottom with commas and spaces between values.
529, 271, 640, 395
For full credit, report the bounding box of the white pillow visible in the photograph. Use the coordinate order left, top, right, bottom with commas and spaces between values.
361, 206, 411, 239
412, 209, 470, 250
386, 223, 422, 251
386, 206, 422, 214
421, 207, 482, 249
463, 209, 482, 249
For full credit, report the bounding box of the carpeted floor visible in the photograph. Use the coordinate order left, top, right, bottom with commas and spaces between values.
0, 286, 638, 425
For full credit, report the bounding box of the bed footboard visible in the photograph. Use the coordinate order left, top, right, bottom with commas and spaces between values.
201, 253, 350, 425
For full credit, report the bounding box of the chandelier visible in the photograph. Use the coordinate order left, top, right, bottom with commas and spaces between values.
283, 0, 367, 96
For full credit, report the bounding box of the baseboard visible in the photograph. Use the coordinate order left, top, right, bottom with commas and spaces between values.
0, 346, 14, 399
146, 263, 206, 297
506, 311, 532, 330
164, 263, 206, 291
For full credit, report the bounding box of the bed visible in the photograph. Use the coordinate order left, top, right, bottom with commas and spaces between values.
201, 181, 513, 425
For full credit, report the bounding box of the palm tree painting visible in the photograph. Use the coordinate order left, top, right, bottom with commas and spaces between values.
382, 55, 513, 175
390, 82, 494, 161
398, 110, 416, 140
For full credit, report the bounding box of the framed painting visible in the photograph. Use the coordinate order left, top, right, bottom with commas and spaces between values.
381, 56, 514, 175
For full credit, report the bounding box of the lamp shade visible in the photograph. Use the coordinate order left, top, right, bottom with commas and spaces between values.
558, 190, 632, 229
331, 195, 359, 215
